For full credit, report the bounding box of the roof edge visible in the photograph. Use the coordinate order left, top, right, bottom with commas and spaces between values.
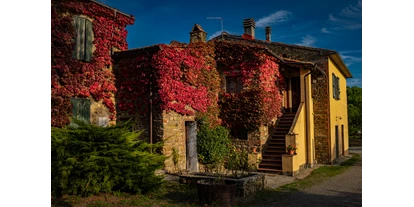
329, 53, 353, 78
90, 0, 134, 19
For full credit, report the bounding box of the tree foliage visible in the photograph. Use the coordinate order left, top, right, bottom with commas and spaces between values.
51, 119, 166, 196
347, 86, 362, 138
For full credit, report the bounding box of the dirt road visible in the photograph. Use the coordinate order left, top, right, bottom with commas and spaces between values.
275, 153, 362, 207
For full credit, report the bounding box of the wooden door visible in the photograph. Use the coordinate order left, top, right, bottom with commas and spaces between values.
291, 77, 301, 112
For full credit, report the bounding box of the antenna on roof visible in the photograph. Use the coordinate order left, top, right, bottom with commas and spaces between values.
206, 17, 223, 40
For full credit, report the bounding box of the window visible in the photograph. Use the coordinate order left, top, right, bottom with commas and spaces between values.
332, 73, 340, 100
225, 76, 243, 93
72, 16, 93, 61
70, 98, 90, 124
230, 125, 248, 140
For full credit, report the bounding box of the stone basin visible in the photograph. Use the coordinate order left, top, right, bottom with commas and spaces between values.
179, 172, 266, 197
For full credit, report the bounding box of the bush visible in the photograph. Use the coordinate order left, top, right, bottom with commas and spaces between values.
196, 120, 231, 172
225, 149, 254, 178
51, 119, 166, 196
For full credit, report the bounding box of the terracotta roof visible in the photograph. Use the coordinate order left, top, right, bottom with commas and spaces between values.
112, 45, 162, 59
262, 48, 326, 77
210, 32, 352, 78
211, 33, 336, 55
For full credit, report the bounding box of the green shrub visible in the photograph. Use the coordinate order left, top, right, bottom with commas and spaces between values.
225, 148, 257, 178
51, 119, 166, 196
196, 120, 231, 172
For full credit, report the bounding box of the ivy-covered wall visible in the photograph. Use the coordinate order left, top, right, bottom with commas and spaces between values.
114, 40, 287, 170
51, 0, 134, 127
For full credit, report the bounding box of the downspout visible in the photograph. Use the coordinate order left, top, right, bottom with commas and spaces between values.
304, 69, 312, 168
150, 70, 153, 144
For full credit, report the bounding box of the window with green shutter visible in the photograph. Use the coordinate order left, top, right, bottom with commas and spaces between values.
70, 98, 91, 124
72, 16, 93, 61
332, 73, 340, 100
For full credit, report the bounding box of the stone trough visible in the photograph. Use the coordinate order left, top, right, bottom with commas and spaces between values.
179, 172, 266, 197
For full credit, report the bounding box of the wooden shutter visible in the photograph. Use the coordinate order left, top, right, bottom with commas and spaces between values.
72, 17, 94, 61
70, 98, 90, 124
332, 73, 336, 99
337, 76, 340, 100
72, 16, 80, 59
85, 19, 93, 61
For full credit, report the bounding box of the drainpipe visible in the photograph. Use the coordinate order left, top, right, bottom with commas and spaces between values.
304, 69, 312, 168
150, 72, 153, 144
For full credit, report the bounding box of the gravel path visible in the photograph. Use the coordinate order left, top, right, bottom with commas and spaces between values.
273, 154, 362, 207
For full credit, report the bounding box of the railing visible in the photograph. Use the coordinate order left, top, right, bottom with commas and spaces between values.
288, 103, 304, 134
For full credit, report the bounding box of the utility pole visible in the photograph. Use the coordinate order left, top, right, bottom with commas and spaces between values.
206, 17, 223, 39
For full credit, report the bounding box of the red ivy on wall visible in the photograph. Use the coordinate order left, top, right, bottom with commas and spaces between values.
114, 42, 221, 125
51, 0, 134, 127
215, 41, 285, 131
115, 40, 285, 131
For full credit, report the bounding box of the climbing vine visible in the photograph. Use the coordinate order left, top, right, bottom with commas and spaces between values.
215, 41, 285, 131
115, 42, 221, 125
115, 40, 285, 131
51, 0, 134, 127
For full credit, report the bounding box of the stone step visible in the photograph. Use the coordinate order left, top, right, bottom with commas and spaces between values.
257, 168, 283, 174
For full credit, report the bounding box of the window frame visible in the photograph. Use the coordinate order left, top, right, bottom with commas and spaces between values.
225, 75, 243, 93
72, 16, 93, 62
230, 125, 248, 140
332, 73, 340, 100
70, 97, 91, 125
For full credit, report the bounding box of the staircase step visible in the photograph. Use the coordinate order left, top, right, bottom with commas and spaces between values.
272, 134, 288, 138
258, 168, 283, 174
265, 146, 285, 150
262, 154, 282, 158
259, 163, 282, 168
268, 141, 285, 144
270, 136, 285, 140
261, 157, 282, 163
263, 149, 285, 154
267, 143, 285, 147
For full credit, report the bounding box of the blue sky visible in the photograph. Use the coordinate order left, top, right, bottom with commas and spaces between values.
98, 0, 362, 87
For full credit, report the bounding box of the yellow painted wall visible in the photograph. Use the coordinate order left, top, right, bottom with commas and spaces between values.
328, 58, 349, 162
285, 69, 315, 171
290, 103, 306, 167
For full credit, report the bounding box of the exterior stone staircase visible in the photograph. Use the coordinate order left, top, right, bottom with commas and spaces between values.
258, 112, 296, 174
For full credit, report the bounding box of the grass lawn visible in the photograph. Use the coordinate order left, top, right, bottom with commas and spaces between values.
52, 154, 361, 207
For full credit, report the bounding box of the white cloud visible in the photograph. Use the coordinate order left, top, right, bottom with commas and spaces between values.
328, 0, 362, 30
347, 78, 362, 87
329, 14, 361, 30
321, 28, 332, 34
296, 35, 316, 47
208, 30, 222, 40
341, 54, 362, 66
339, 50, 362, 54
208, 30, 237, 40
340, 0, 362, 18
256, 10, 292, 28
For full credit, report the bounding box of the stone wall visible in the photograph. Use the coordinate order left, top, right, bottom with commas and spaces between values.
311, 59, 331, 164
162, 110, 195, 174
90, 99, 114, 126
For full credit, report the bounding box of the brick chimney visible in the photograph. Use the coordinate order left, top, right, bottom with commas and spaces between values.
189, 24, 207, 43
265, 26, 271, 42
242, 18, 255, 40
